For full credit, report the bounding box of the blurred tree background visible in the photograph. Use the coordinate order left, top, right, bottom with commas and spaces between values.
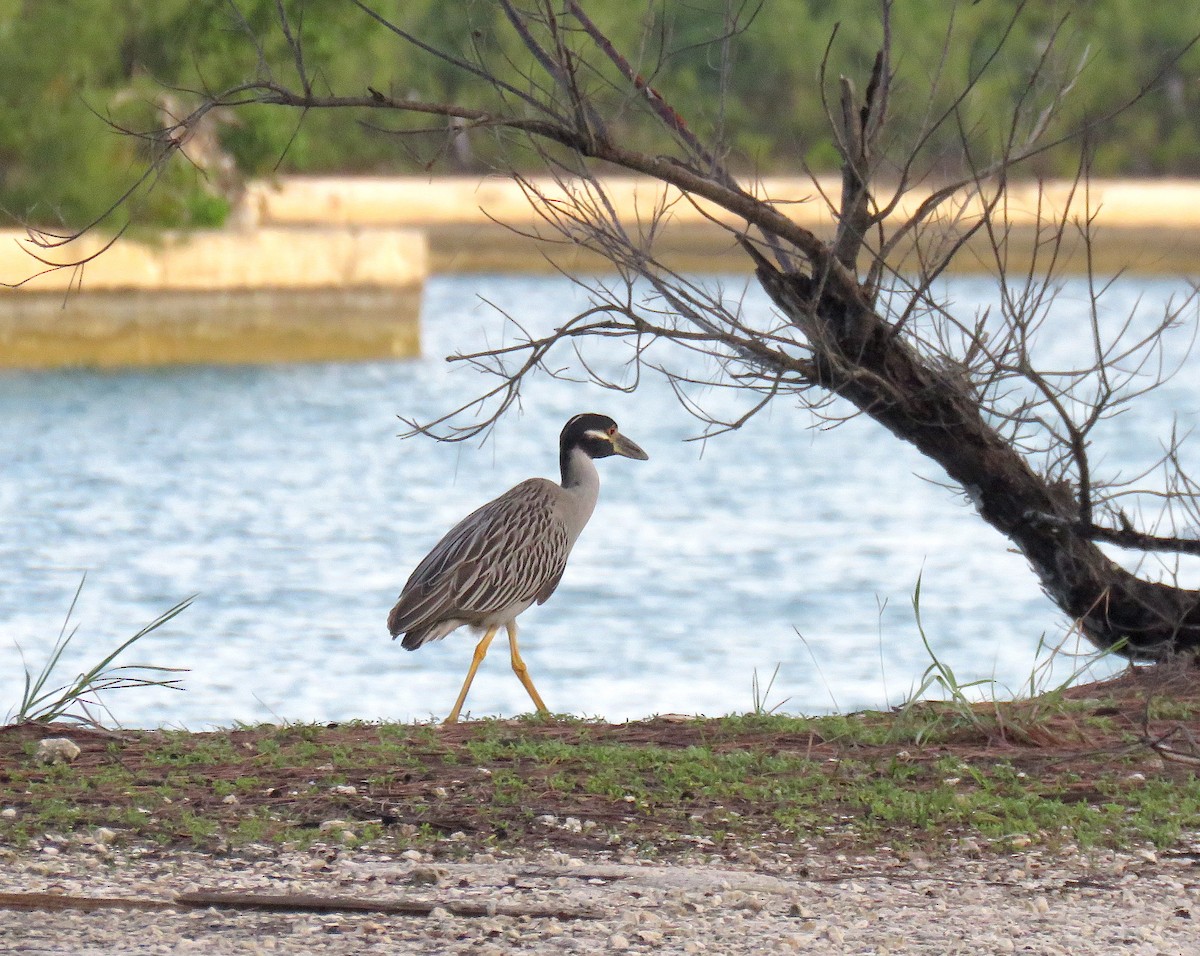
1, 0, 1197, 230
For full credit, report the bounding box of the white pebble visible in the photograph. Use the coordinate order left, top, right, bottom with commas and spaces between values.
34, 738, 81, 765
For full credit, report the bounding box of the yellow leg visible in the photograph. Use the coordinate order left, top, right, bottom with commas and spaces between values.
444, 626, 498, 725
507, 622, 549, 715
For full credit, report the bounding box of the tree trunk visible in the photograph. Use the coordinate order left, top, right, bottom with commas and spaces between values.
752, 258, 1200, 660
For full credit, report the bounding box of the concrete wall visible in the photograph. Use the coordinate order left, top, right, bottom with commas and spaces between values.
0, 288, 422, 369
243, 175, 1200, 230
0, 227, 428, 292
0, 227, 427, 367
240, 175, 1200, 277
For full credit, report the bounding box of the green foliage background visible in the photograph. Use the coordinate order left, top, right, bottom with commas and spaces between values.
2, 0, 1197, 229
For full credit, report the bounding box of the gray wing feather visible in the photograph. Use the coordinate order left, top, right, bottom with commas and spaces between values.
536, 566, 567, 604
388, 479, 570, 637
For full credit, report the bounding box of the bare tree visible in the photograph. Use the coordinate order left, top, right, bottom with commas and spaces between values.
92, 1, 1200, 659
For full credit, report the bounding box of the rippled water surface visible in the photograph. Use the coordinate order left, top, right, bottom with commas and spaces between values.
3, 274, 1198, 727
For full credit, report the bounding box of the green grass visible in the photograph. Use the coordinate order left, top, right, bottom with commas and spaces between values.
8, 577, 191, 727
3, 664, 1199, 859
2, 623, 1191, 867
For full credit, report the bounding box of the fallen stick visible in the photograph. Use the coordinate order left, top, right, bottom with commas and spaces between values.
0, 892, 170, 913
177, 889, 604, 919
0, 889, 602, 920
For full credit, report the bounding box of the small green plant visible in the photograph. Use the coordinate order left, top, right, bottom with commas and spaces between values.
896, 573, 999, 741
9, 577, 191, 726
750, 662, 791, 716
1015, 625, 1125, 703
894, 573, 1126, 745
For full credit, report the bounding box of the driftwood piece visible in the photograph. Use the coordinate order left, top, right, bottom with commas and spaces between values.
0, 889, 603, 920
0, 892, 171, 913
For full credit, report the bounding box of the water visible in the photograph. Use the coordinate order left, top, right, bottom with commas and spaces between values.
3, 274, 1198, 728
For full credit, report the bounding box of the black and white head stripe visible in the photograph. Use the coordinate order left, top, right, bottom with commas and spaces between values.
557, 413, 647, 483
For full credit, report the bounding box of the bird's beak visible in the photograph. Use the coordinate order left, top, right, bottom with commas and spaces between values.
611, 430, 649, 461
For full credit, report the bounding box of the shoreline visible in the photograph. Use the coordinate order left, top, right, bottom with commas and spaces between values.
3, 645, 1199, 952
7, 176, 1200, 288
257, 174, 1200, 276
3, 176, 1200, 367
247, 174, 1200, 232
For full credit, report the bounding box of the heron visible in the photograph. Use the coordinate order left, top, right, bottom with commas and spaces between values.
388, 413, 648, 723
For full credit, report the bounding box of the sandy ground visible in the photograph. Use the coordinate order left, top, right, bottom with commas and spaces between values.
3, 839, 1199, 955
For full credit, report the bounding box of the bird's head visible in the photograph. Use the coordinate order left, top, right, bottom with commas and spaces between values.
561, 413, 649, 463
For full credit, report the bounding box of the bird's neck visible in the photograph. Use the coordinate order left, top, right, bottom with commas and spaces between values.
560, 446, 600, 540
560, 446, 600, 494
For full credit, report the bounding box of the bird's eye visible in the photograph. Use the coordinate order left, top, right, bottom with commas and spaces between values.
607, 425, 617, 436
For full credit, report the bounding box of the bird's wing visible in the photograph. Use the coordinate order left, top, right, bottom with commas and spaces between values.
389, 479, 570, 634
535, 567, 567, 605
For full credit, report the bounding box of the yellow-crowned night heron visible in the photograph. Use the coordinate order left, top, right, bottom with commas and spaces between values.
388, 413, 648, 723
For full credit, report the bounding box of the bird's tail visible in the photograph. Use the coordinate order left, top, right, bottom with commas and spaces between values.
398, 630, 425, 651
391, 599, 420, 642
389, 603, 453, 651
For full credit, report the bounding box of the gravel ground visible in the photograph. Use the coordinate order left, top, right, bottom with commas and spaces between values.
2, 839, 1198, 955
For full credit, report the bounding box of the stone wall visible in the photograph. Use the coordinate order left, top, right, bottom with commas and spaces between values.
0, 227, 427, 367
243, 175, 1200, 230
0, 227, 428, 292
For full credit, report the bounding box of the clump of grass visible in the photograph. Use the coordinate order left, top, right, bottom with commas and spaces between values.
9, 576, 191, 727
895, 573, 1118, 745
750, 662, 791, 716
895, 574, 1000, 743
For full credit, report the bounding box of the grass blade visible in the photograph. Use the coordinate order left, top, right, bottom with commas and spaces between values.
9, 581, 193, 727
